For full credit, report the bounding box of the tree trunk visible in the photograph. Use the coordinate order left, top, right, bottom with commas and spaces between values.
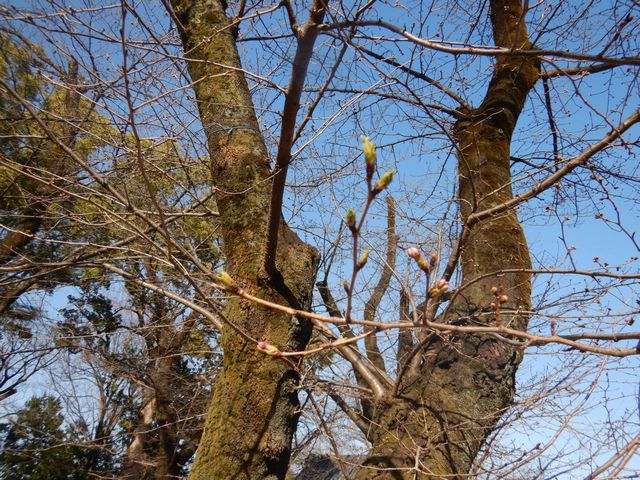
123, 387, 156, 480
358, 1, 539, 478
170, 1, 319, 479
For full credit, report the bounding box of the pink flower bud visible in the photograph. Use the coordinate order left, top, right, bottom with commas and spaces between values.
427, 279, 449, 298
257, 341, 281, 357
407, 247, 421, 259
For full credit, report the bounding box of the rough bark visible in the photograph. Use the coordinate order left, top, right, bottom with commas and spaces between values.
357, 1, 539, 478
170, 1, 319, 478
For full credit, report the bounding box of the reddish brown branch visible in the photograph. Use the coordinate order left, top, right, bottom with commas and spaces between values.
363, 196, 396, 374
263, 0, 327, 278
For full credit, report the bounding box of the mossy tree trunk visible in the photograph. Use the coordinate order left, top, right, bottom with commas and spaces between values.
170, 1, 319, 479
357, 1, 539, 478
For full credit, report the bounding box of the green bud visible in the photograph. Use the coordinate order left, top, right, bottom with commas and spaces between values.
417, 257, 429, 273
374, 169, 394, 193
357, 249, 369, 269
257, 341, 281, 357
361, 135, 377, 178
216, 270, 236, 289
346, 208, 357, 232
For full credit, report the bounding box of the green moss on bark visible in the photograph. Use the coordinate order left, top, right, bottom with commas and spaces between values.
170, 1, 319, 479
359, 1, 539, 478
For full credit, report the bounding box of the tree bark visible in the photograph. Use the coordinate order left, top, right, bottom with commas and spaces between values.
170, 1, 319, 479
357, 1, 539, 478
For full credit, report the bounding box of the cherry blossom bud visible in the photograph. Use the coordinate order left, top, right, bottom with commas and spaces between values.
216, 270, 236, 289
361, 135, 377, 178
342, 279, 350, 293
498, 294, 509, 303
430, 253, 437, 269
407, 247, 421, 259
346, 208, 357, 232
257, 341, 281, 357
357, 249, 369, 269
428, 279, 449, 298
373, 169, 394, 194
491, 286, 499, 295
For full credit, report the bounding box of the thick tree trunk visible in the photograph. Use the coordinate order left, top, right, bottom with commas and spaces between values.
152, 356, 182, 479
170, 1, 319, 479
121, 294, 196, 480
358, 1, 539, 478
123, 387, 156, 480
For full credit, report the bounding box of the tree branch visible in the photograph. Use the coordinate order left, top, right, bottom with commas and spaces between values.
363, 196, 396, 374
466, 108, 640, 226
263, 0, 327, 278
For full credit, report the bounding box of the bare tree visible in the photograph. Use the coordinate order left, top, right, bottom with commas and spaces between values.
1, 1, 639, 479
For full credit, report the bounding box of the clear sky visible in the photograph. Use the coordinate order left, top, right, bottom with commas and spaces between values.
1, 0, 638, 477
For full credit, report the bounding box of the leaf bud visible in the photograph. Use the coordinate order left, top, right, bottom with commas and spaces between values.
216, 270, 236, 290
373, 169, 394, 194
361, 135, 377, 178
346, 208, 357, 232
417, 257, 430, 273
357, 249, 369, 269
342, 279, 350, 293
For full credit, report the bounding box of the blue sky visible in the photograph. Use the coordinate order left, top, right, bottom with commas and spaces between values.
1, 0, 639, 477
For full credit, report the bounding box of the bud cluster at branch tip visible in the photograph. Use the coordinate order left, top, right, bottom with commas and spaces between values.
257, 341, 281, 357
360, 135, 377, 180
406, 247, 437, 274
490, 286, 509, 308
428, 278, 449, 298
